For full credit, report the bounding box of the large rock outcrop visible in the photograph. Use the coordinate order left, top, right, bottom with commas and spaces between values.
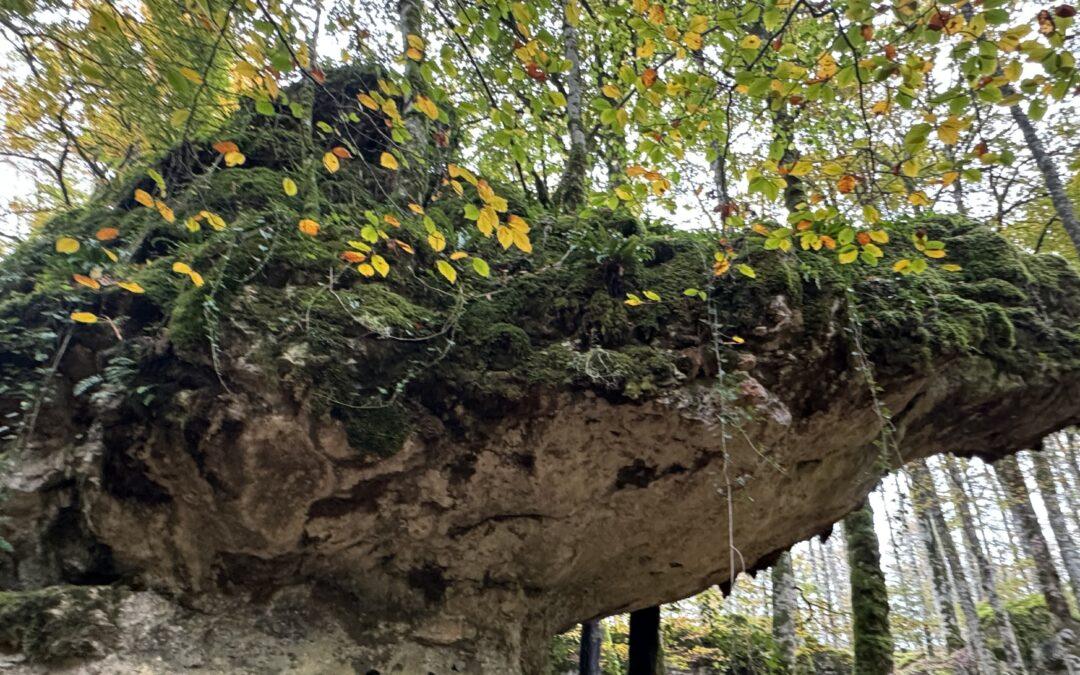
1, 75, 1079, 672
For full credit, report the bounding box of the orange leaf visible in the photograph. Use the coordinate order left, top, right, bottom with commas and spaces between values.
213, 140, 239, 154
96, 227, 120, 241
73, 274, 101, 290
298, 219, 320, 236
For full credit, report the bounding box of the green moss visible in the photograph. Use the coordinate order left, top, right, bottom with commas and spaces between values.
0, 586, 121, 662
333, 402, 411, 458
844, 499, 893, 675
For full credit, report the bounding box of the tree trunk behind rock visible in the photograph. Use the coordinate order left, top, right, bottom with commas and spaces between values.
771, 551, 799, 671
944, 455, 1027, 674
911, 460, 997, 673
628, 605, 663, 675
907, 467, 966, 653
1029, 447, 1080, 603
845, 497, 894, 675
578, 619, 602, 675
994, 454, 1079, 671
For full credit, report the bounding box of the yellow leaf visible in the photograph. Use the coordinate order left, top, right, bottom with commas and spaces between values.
406, 47, 423, 61
73, 274, 100, 290
380, 152, 399, 170
203, 211, 227, 231
154, 200, 175, 224
298, 219, 320, 236
908, 191, 930, 206
358, 93, 379, 110
624, 293, 643, 306
56, 237, 80, 254
869, 230, 889, 244
815, 52, 838, 80
941, 171, 960, 187
637, 37, 656, 58
117, 281, 145, 294
740, 35, 761, 49
900, 160, 920, 178
186, 217, 201, 232
70, 311, 98, 324
497, 225, 514, 249
428, 230, 447, 252
133, 189, 154, 207
737, 264, 756, 278
179, 66, 203, 84
172, 261, 192, 275
436, 260, 457, 284
683, 31, 702, 50
450, 251, 469, 260
643, 290, 661, 301
408, 203, 425, 215
371, 254, 390, 277
924, 248, 946, 258
507, 214, 530, 233
788, 160, 812, 177
384, 214, 401, 227
839, 248, 859, 264
942, 264, 963, 272
323, 152, 340, 173
512, 229, 532, 253
357, 263, 376, 277
407, 34, 425, 50
870, 100, 890, 115
602, 83, 622, 99
477, 206, 498, 236
893, 259, 911, 272
188, 271, 204, 287
103, 249, 118, 263
282, 177, 298, 196
223, 151, 246, 167
415, 95, 439, 120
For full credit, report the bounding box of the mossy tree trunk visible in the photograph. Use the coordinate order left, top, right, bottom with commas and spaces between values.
1029, 447, 1080, 604
771, 551, 799, 672
628, 605, 663, 675
911, 461, 996, 672
553, 0, 587, 210
578, 619, 601, 675
943, 455, 1028, 674
844, 498, 894, 675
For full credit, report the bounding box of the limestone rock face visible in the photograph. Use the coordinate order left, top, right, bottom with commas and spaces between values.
1, 77, 1078, 672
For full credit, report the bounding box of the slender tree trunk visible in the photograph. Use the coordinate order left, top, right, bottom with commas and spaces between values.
907, 468, 966, 652
554, 0, 587, 210
628, 605, 663, 675
984, 464, 1034, 595
845, 498, 894, 674
1048, 434, 1080, 534
1005, 93, 1080, 253
944, 456, 1028, 673
578, 619, 601, 675
812, 538, 837, 646
994, 454, 1079, 669
911, 461, 996, 673
771, 551, 799, 672
1029, 447, 1080, 604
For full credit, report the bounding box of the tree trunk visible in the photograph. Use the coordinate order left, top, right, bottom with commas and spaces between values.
845, 498, 894, 675
911, 460, 997, 673
907, 468, 966, 652
628, 605, 663, 675
944, 455, 1027, 673
1006, 94, 1080, 253
994, 454, 1079, 669
771, 551, 799, 672
578, 619, 602, 675
1047, 435, 1080, 533
553, 0, 587, 210
1028, 447, 1080, 603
